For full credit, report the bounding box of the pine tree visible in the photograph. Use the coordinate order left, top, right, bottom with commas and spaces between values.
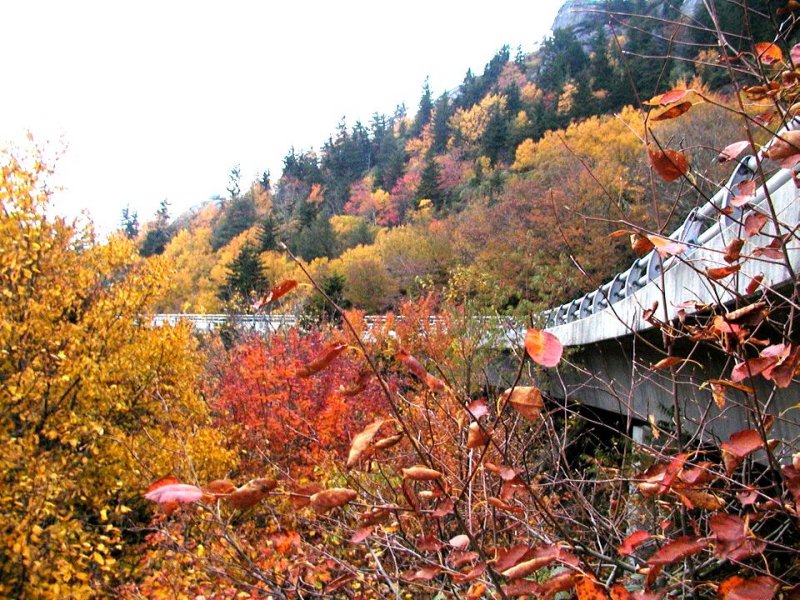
120, 206, 139, 240
220, 241, 267, 302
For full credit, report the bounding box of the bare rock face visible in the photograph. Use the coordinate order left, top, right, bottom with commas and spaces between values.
551, 0, 607, 43
550, 0, 705, 47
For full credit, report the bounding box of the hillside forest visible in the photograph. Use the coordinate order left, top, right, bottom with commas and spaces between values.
3, 0, 800, 598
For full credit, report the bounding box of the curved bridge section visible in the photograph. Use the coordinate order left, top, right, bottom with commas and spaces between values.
544, 155, 800, 346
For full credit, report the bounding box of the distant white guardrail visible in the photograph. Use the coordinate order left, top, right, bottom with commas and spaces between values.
151, 313, 297, 333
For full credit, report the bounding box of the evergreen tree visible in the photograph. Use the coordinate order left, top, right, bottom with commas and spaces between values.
481, 106, 510, 165
120, 206, 139, 240
410, 78, 434, 138
211, 193, 257, 250
417, 156, 443, 209
431, 93, 453, 154
220, 241, 267, 302
258, 214, 278, 252
139, 199, 174, 257
227, 164, 241, 199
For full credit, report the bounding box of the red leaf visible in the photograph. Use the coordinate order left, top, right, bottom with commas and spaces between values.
295, 342, 348, 377
745, 274, 764, 295
710, 513, 766, 561
651, 102, 693, 121
648, 145, 690, 181
405, 565, 442, 582
721, 429, 765, 458
731, 179, 756, 207
731, 355, 779, 382
449, 534, 470, 550
432, 497, 455, 517
416, 534, 444, 553
793, 43, 800, 65
647, 536, 707, 565
752, 238, 783, 260
466, 397, 489, 419
619, 530, 651, 556
718, 141, 751, 162
754, 42, 783, 65
466, 422, 489, 448
524, 328, 563, 367
349, 526, 373, 544
707, 264, 741, 280
744, 212, 768, 237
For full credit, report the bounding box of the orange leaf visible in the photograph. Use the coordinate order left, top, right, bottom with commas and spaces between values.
648, 145, 690, 181
228, 478, 277, 509
676, 489, 725, 511
524, 328, 563, 367
754, 42, 783, 65
651, 101, 693, 121
253, 279, 298, 310
338, 369, 374, 396
346, 418, 385, 468
746, 273, 764, 295
609, 228, 636, 238
648, 234, 688, 257
575, 575, 609, 600
652, 356, 685, 370
718, 140, 751, 162
396, 348, 446, 390
765, 130, 800, 160
309, 487, 357, 513
295, 342, 348, 377
731, 179, 756, 207
610, 584, 633, 600
466, 422, 489, 448
723, 238, 744, 264
646, 88, 698, 106
501, 386, 544, 420
707, 264, 741, 280
721, 576, 779, 600
201, 479, 236, 503
373, 433, 403, 450
402, 465, 443, 481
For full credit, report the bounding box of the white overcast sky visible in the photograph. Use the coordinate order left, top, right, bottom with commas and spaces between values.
1, 0, 564, 233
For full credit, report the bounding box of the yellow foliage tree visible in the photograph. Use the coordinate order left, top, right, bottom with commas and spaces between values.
0, 148, 235, 597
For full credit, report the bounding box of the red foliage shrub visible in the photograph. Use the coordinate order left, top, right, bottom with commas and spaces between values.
211, 329, 387, 475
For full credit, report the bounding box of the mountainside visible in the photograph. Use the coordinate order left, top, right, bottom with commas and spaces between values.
131, 0, 788, 317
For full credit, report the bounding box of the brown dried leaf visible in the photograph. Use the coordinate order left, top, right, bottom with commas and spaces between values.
346, 418, 385, 468
501, 386, 544, 420
402, 465, 443, 481
648, 145, 690, 181
724, 238, 745, 263
309, 487, 357, 513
